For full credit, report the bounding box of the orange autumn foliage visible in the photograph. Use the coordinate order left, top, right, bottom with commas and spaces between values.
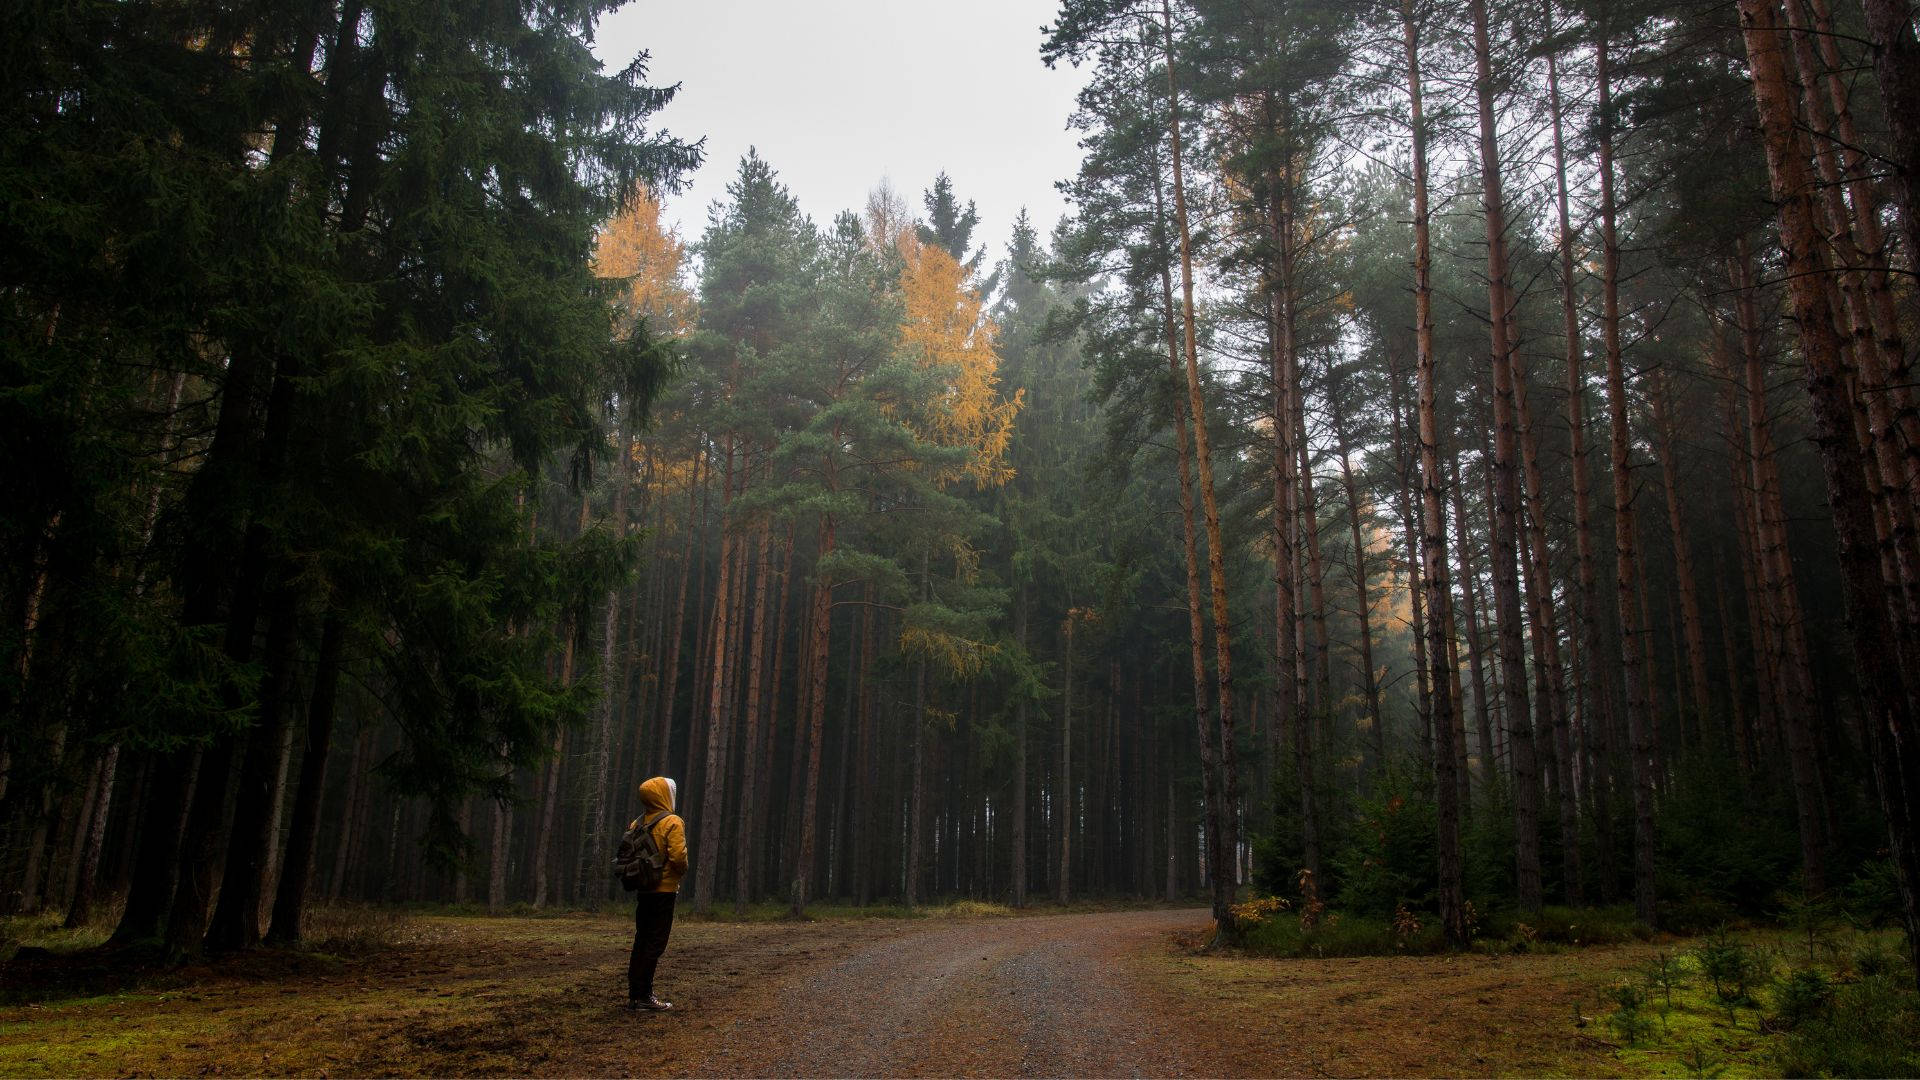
896, 237, 1022, 489
593, 184, 695, 337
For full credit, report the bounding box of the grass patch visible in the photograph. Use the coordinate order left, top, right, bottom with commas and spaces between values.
1586, 926, 1918, 1077
298, 904, 415, 957
1484, 904, 1654, 949
0, 913, 110, 965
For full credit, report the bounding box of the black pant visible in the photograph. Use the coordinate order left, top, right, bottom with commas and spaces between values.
628, 891, 676, 1001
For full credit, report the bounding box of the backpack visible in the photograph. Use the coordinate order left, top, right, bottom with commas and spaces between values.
613, 811, 670, 892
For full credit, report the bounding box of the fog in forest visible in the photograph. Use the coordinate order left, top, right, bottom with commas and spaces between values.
5, 0, 1920, 1074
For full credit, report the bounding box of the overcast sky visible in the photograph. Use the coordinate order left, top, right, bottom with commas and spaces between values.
594, 0, 1089, 268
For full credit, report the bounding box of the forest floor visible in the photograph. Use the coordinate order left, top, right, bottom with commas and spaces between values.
1, 904, 1680, 1077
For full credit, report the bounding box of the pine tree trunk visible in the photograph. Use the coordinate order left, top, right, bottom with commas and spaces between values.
1150, 132, 1225, 933
1733, 246, 1830, 892
63, 744, 119, 928
488, 797, 511, 913
207, 586, 302, 951
1739, 1, 1919, 939
791, 505, 837, 915
1161, 0, 1241, 933
1012, 583, 1029, 908
1332, 389, 1384, 783
853, 585, 877, 905
1469, 0, 1542, 914
656, 450, 703, 775
1057, 616, 1074, 906
735, 523, 774, 913
1596, 30, 1659, 925
756, 526, 796, 900
693, 446, 740, 912
1264, 186, 1312, 881
1803, 0, 1920, 506
530, 630, 576, 909
1450, 452, 1495, 789
1297, 379, 1331, 720
1650, 369, 1713, 729
1506, 314, 1578, 897
1547, 5, 1612, 904
579, 425, 635, 906
1405, 0, 1467, 946
329, 725, 372, 902
1857, 0, 1920, 270
265, 610, 344, 944
1387, 350, 1432, 778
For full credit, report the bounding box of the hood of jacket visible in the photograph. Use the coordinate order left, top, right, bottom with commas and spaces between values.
639, 776, 677, 815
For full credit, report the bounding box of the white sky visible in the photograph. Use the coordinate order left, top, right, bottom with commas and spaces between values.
594, 0, 1089, 266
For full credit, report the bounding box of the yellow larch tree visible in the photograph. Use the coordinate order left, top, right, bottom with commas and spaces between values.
896, 236, 1023, 489
593, 183, 695, 339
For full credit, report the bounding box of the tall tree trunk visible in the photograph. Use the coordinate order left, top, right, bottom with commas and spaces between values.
1450, 451, 1495, 788
791, 505, 837, 915
1161, 0, 1241, 933
1405, 0, 1467, 947
1332, 388, 1384, 783
656, 448, 703, 775
1150, 123, 1226, 934
206, 584, 302, 951
579, 423, 636, 906
1734, 248, 1830, 892
265, 610, 345, 943
1012, 583, 1030, 908
735, 523, 774, 913
1802, 0, 1919, 508
1469, 0, 1542, 914
1857, 0, 1920, 270
693, 439, 740, 912
1596, 30, 1659, 925
853, 584, 877, 905
1388, 349, 1432, 778
1739, 1, 1918, 943
530, 627, 577, 909
1296, 377, 1332, 721
1547, 0, 1612, 904
1650, 369, 1712, 730
1057, 614, 1075, 906
329, 725, 373, 902
63, 744, 119, 928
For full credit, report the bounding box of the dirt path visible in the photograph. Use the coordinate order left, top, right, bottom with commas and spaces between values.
1, 907, 1649, 1077
678, 908, 1208, 1077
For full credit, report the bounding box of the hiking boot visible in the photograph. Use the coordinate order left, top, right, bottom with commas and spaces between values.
628, 996, 673, 1012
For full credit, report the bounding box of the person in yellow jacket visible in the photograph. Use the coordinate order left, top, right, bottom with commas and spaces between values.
627, 776, 688, 1011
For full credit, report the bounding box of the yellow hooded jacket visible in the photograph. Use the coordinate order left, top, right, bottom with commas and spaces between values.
631, 776, 688, 894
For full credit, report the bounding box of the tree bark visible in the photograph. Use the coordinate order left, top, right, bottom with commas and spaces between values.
1405, 0, 1467, 947
265, 610, 345, 943
1739, 1, 1918, 946
1161, 0, 1241, 933
1596, 30, 1658, 925
791, 505, 836, 914
1468, 0, 1542, 914
1150, 115, 1227, 934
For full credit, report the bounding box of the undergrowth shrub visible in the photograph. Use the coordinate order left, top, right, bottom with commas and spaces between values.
1239, 911, 1446, 957
1694, 928, 1759, 1008
1768, 968, 1831, 1031
1772, 972, 1920, 1077
1606, 979, 1654, 1045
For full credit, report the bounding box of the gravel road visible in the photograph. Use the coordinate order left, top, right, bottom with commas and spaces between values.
682, 908, 1214, 1078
